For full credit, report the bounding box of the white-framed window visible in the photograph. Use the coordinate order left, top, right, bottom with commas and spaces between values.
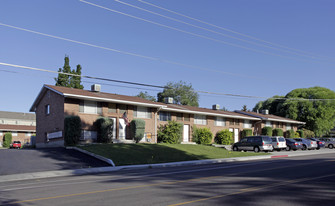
80, 100, 102, 114
12, 132, 18, 136
159, 112, 171, 121
194, 115, 207, 125
25, 132, 32, 137
134, 106, 152, 119
244, 120, 252, 128
286, 124, 292, 130
215, 117, 226, 126
265, 121, 272, 127
81, 130, 98, 140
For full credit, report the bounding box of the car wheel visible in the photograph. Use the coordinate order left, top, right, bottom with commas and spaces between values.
233, 146, 238, 151
254, 146, 260, 153
286, 146, 291, 151
329, 144, 334, 149
302, 145, 307, 150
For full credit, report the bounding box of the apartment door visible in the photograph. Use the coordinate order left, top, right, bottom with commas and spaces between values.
110, 118, 116, 139
183, 125, 189, 142
234, 128, 239, 143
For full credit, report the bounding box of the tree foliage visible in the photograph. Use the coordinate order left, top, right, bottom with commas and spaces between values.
253, 87, 335, 136
136, 91, 156, 102
3, 132, 12, 148
157, 81, 199, 107
158, 121, 183, 144
55, 56, 84, 89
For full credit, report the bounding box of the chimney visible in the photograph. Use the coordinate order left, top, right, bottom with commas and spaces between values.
212, 104, 220, 110
91, 84, 101, 92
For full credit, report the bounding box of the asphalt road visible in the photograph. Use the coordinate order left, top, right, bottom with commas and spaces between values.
1, 153, 334, 206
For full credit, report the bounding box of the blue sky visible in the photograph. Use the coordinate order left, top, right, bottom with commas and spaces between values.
0, 0, 334, 113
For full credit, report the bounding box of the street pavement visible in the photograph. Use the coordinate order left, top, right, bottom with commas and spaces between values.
0, 147, 334, 183
0, 152, 334, 206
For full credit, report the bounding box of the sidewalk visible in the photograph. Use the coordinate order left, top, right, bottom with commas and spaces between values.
1, 149, 334, 183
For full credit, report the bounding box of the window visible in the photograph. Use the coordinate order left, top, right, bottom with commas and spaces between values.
215, 117, 226, 126
279, 123, 284, 128
176, 113, 183, 121
184, 114, 190, 122
230, 119, 239, 125
25, 132, 32, 137
265, 121, 272, 127
118, 104, 127, 115
134, 106, 152, 119
244, 120, 252, 128
45, 104, 50, 115
108, 103, 116, 113
159, 112, 171, 121
80, 100, 102, 114
12, 132, 18, 136
286, 124, 292, 130
194, 115, 207, 125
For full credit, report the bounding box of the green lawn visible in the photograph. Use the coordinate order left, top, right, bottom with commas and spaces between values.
78, 143, 268, 166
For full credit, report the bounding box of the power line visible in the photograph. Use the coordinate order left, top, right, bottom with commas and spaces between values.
79, 0, 316, 62
1, 61, 334, 102
115, 0, 319, 60
137, 0, 333, 61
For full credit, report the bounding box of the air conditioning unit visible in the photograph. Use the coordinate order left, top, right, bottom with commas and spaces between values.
91, 84, 101, 92
262, 109, 269, 115
212, 104, 220, 110
164, 97, 174, 104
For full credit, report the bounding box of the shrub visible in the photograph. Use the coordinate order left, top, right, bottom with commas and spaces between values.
261, 127, 273, 136
64, 116, 82, 146
3, 132, 12, 148
94, 117, 114, 143
241, 129, 252, 138
192, 127, 213, 144
215, 129, 233, 145
297, 129, 304, 138
295, 131, 300, 138
286, 129, 295, 138
302, 128, 314, 138
130, 119, 145, 143
157, 121, 183, 144
273, 128, 283, 136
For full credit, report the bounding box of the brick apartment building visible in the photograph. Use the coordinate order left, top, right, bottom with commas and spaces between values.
30, 84, 304, 148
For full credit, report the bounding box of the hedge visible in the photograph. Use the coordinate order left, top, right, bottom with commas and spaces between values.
261, 127, 273, 136
215, 129, 233, 145
297, 129, 304, 138
157, 121, 183, 144
273, 128, 283, 136
3, 132, 12, 148
192, 127, 213, 145
130, 119, 145, 143
286, 129, 295, 138
64, 116, 82, 146
241, 129, 252, 138
94, 117, 114, 143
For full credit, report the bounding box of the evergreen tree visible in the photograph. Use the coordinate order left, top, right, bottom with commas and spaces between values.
55, 56, 84, 89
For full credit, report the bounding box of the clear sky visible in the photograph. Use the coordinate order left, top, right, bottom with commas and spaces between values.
0, 0, 334, 113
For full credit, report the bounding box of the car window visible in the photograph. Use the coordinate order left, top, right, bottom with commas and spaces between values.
262, 137, 272, 143
240, 138, 247, 143
278, 137, 285, 142
271, 138, 276, 142
247, 138, 254, 143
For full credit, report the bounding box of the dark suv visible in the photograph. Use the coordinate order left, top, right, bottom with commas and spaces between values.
232, 136, 273, 153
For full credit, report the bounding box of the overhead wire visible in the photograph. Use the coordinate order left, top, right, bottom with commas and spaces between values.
137, 0, 333, 61
1, 61, 334, 102
114, 0, 319, 60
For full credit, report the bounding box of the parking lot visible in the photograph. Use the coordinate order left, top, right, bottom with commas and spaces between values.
0, 148, 110, 175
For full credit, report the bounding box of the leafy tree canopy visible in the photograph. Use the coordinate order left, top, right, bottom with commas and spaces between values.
157, 81, 199, 107
136, 91, 156, 102
253, 87, 335, 136
55, 56, 84, 89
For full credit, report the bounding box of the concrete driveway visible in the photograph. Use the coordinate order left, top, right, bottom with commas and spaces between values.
0, 148, 110, 175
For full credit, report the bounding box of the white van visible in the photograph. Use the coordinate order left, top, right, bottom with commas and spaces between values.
271, 136, 287, 151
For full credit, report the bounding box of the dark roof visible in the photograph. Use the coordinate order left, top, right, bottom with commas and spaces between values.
0, 125, 36, 132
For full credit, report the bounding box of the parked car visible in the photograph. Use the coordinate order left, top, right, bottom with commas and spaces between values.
232, 136, 273, 153
271, 136, 287, 151
10, 141, 21, 149
319, 138, 335, 149
285, 138, 303, 151
307, 138, 325, 150
293, 138, 317, 150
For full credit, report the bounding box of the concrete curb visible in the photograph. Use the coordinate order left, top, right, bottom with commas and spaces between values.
1, 149, 334, 183
66, 147, 115, 167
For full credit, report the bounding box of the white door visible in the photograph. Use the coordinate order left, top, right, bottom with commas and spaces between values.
110, 118, 116, 139
234, 128, 239, 143
119, 119, 126, 140
183, 125, 189, 142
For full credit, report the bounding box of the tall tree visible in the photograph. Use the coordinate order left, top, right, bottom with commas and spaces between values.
136, 91, 156, 101
253, 87, 335, 136
55, 56, 84, 89
157, 81, 199, 107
